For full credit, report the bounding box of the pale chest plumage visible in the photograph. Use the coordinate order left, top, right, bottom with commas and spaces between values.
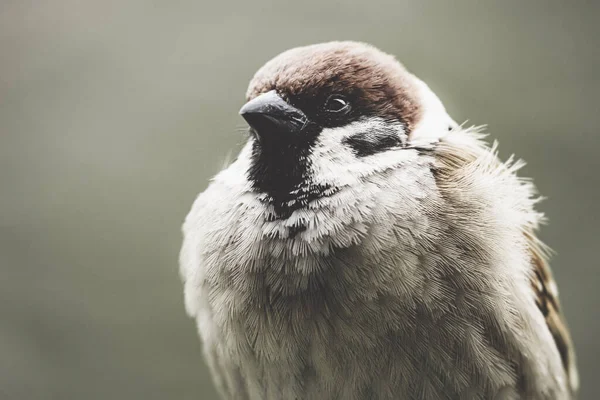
180, 131, 573, 400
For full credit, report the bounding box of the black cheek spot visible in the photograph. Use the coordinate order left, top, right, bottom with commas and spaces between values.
343, 132, 403, 157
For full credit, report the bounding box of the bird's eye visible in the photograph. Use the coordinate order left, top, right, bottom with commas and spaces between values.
323, 94, 351, 114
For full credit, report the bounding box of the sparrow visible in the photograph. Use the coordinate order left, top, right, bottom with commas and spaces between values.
180, 41, 578, 400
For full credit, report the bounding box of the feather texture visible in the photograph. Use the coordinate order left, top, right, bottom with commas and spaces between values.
180, 41, 577, 400
180, 126, 577, 399
434, 127, 578, 398
528, 232, 579, 393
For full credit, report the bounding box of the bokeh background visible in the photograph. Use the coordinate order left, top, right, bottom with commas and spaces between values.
1, 1, 599, 399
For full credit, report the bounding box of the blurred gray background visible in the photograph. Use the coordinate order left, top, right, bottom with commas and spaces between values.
1, 1, 598, 399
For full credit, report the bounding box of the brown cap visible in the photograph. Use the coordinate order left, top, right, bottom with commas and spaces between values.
246, 41, 423, 133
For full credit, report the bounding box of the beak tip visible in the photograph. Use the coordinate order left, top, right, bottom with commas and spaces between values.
238, 104, 249, 117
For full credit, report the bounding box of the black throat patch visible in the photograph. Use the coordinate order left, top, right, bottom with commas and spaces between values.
246, 125, 331, 219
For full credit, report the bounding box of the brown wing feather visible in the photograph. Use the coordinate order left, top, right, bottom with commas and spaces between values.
526, 231, 579, 395
434, 129, 578, 394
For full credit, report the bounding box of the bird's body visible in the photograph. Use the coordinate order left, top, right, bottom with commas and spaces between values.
180, 42, 577, 399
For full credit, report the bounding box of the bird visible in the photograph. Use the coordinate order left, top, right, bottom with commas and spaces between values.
179, 41, 578, 400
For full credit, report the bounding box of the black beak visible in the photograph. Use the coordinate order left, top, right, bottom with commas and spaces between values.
239, 90, 308, 140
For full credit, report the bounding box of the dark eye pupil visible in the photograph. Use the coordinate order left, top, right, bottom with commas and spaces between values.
325, 95, 350, 113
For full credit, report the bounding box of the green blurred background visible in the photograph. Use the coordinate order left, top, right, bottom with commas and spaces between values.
1, 1, 598, 399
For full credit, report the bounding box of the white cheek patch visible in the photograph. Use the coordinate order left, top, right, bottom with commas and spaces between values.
307, 117, 417, 188
409, 77, 457, 143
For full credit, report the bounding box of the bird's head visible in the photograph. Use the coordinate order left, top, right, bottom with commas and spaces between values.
238, 41, 456, 219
